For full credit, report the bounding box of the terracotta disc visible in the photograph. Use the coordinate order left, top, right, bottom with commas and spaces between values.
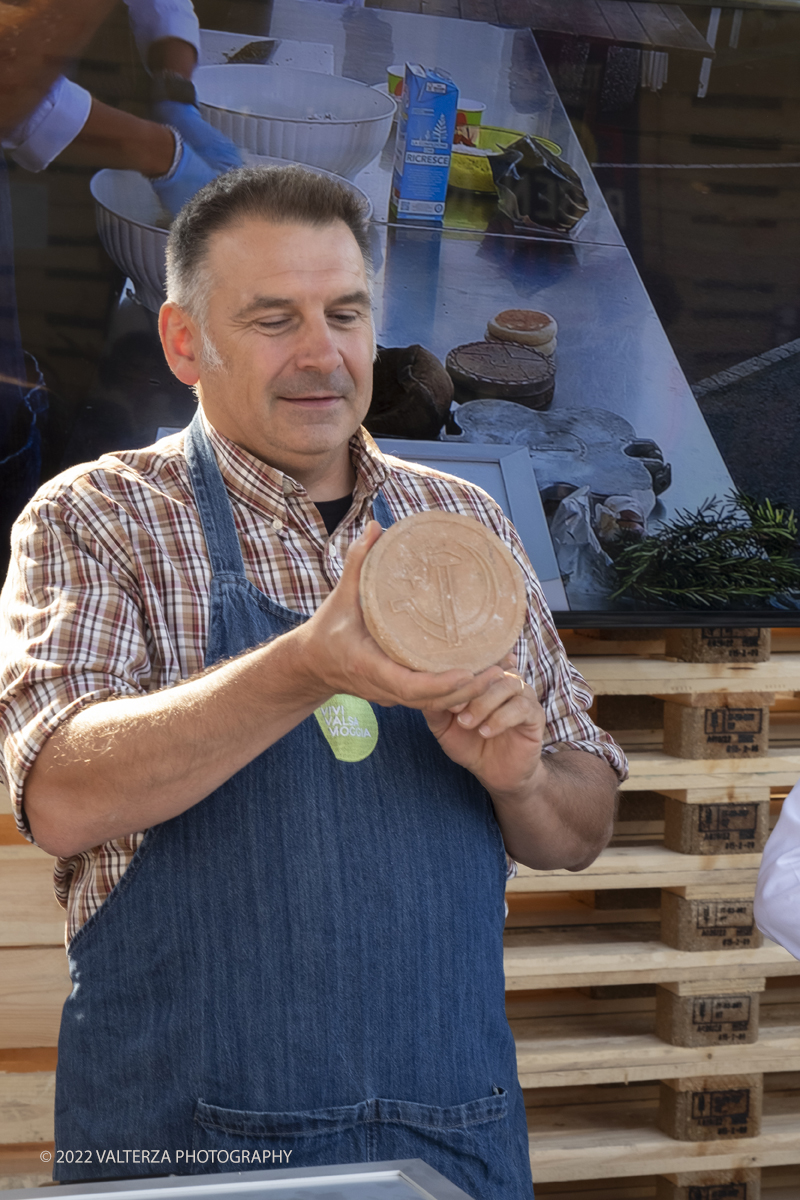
487, 309, 557, 346
360, 510, 527, 673
446, 340, 555, 405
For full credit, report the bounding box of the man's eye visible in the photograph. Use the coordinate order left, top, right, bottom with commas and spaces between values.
330, 312, 359, 323
257, 319, 289, 330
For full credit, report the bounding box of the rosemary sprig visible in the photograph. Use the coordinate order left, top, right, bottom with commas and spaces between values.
609, 491, 800, 608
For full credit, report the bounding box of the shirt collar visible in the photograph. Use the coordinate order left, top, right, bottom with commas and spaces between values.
199, 412, 389, 524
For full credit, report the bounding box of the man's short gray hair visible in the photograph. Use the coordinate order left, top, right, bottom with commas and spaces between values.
165, 164, 374, 329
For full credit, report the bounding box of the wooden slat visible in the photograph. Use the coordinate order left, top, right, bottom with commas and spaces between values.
504, 926, 800, 990
513, 1013, 800, 1088
527, 1093, 800, 1181
0, 851, 64, 947
0, 1143, 54, 1191
0, 1073, 54, 1145
458, 0, 500, 21
509, 843, 761, 893
622, 748, 800, 791
421, 0, 462, 16
627, 2, 711, 52
500, 0, 614, 37
0, 949, 70, 1049
574, 652, 800, 695
597, 1, 652, 44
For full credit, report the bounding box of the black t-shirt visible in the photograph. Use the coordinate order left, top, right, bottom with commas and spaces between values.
313, 494, 353, 536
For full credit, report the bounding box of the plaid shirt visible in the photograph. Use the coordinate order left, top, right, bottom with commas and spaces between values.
0, 415, 627, 946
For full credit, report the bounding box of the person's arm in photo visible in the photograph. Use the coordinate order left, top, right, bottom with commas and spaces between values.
0, 0, 116, 138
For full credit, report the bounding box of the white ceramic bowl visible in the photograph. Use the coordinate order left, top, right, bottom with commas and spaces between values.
194, 65, 395, 179
90, 157, 374, 313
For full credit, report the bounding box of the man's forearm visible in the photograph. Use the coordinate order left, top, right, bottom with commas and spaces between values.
489, 749, 618, 872
59, 98, 175, 176
24, 630, 327, 859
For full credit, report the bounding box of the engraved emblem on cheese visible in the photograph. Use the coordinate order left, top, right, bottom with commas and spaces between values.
390, 542, 498, 648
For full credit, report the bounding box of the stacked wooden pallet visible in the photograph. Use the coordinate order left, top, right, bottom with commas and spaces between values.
1, 629, 799, 1196
522, 627, 800, 1200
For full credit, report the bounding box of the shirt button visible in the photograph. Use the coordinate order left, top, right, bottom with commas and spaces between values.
272, 518, 284, 532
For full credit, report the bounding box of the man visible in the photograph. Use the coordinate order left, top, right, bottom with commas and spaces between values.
0, 165, 626, 1198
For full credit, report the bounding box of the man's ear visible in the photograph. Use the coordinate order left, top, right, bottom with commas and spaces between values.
159, 302, 202, 386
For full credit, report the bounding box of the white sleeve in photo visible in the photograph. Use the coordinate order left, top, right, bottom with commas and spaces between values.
122, 0, 201, 67
1, 77, 92, 172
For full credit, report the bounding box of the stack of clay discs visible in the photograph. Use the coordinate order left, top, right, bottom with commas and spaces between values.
487, 309, 558, 358
360, 510, 527, 673
445, 340, 555, 409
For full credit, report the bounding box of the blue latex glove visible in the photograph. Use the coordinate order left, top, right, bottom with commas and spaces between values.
153, 100, 242, 173
151, 136, 218, 217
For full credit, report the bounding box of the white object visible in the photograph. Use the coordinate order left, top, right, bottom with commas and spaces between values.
2, 77, 92, 172
754, 776, 800, 960
90, 157, 374, 313
194, 65, 395, 180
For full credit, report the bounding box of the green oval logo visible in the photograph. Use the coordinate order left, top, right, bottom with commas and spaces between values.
314, 694, 379, 762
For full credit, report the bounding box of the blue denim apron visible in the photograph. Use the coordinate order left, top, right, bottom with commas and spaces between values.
54, 411, 533, 1199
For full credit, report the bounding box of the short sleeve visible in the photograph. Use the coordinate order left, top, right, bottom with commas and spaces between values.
122, 0, 201, 67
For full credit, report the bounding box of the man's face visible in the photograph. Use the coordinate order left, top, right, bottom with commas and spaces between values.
190, 216, 375, 477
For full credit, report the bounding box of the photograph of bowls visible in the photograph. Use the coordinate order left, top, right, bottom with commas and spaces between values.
90, 157, 374, 313
194, 64, 395, 179
450, 125, 562, 193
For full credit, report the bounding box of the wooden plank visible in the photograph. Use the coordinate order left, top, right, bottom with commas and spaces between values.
504, 926, 800, 990
513, 1014, 800, 1088
627, 2, 712, 53
501, 0, 614, 38
526, 1096, 800, 1181
0, 1073, 54, 1144
508, 844, 762, 893
597, 1, 653, 45
573, 653, 800, 695
458, 0, 500, 20
622, 749, 800, 791
659, 4, 716, 53
0, 852, 65, 947
0, 1144, 54, 1191
421, 0, 461, 16
0, 949, 70, 1049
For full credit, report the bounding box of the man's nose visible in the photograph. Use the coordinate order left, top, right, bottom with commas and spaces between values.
294, 314, 343, 373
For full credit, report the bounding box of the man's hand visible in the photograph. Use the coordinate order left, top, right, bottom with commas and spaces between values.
294, 521, 503, 716
417, 615, 619, 874
153, 101, 243, 175
424, 669, 545, 797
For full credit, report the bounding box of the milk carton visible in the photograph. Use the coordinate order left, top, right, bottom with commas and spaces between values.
390, 64, 459, 223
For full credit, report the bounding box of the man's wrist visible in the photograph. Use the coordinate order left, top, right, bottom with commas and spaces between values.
257, 627, 332, 713
484, 755, 549, 810
140, 120, 178, 177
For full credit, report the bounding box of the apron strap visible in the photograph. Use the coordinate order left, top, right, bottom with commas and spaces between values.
184, 409, 246, 578
371, 488, 394, 529
186, 408, 397, 577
